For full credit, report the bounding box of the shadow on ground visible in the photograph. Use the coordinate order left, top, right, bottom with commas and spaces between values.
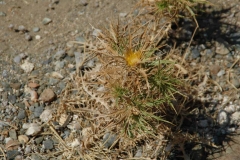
165, 4, 240, 160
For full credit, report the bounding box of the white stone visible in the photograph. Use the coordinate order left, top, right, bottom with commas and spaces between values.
217, 111, 229, 127
217, 69, 225, 77
40, 109, 53, 123
20, 60, 34, 73
25, 123, 41, 136
35, 35, 41, 40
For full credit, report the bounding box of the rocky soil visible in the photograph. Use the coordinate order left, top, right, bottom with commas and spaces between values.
0, 0, 240, 160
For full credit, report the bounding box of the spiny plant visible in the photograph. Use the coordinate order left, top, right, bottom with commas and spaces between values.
67, 16, 193, 159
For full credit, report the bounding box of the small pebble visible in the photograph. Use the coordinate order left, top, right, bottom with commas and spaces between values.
119, 12, 127, 17
34, 106, 44, 118
6, 150, 20, 160
75, 36, 85, 44
28, 82, 40, 88
8, 95, 17, 104
39, 88, 56, 103
54, 61, 65, 71
42, 17, 52, 25
35, 35, 41, 40
32, 27, 40, 32
198, 119, 209, 128
217, 69, 225, 77
20, 60, 34, 73
54, 50, 66, 60
18, 135, 29, 143
9, 129, 17, 140
217, 110, 229, 127
25, 123, 42, 136
102, 133, 116, 148
24, 145, 31, 154
13, 53, 27, 64
92, 29, 102, 37
215, 38, 230, 55
18, 25, 26, 31
40, 109, 53, 122
191, 48, 201, 59
8, 24, 14, 30
43, 139, 54, 150
0, 11, 6, 16
80, 0, 88, 6
25, 34, 32, 41
35, 136, 44, 144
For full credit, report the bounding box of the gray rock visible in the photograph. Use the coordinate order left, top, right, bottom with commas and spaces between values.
103, 133, 117, 148
35, 136, 44, 144
0, 11, 6, 16
54, 61, 65, 71
58, 82, 66, 91
17, 110, 26, 119
75, 36, 85, 44
18, 25, 26, 31
14, 56, 22, 63
54, 50, 66, 60
43, 139, 54, 150
9, 129, 17, 140
8, 95, 17, 104
29, 106, 35, 112
198, 119, 209, 128
25, 34, 32, 41
80, 0, 88, 6
191, 48, 200, 59
42, 17, 52, 25
6, 150, 20, 160
92, 29, 101, 37
49, 78, 59, 86
42, 58, 52, 65
205, 49, 214, 58
34, 106, 44, 118
33, 27, 40, 32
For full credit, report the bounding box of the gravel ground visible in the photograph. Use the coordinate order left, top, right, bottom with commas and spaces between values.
0, 0, 240, 159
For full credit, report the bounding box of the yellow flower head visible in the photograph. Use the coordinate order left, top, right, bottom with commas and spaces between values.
124, 49, 142, 66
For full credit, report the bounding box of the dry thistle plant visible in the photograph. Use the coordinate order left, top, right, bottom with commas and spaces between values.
56, 16, 195, 159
